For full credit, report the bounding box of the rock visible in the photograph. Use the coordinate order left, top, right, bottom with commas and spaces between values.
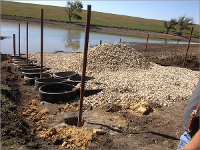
62, 141, 68, 147
36, 126, 42, 131
130, 101, 152, 115
93, 129, 105, 135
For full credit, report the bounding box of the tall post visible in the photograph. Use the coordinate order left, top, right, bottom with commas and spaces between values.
40, 9, 44, 79
144, 35, 149, 57
19, 23, 20, 57
78, 5, 91, 127
13, 34, 16, 55
26, 22, 28, 66
183, 27, 193, 67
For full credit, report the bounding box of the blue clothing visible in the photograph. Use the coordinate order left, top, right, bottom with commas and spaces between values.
177, 131, 192, 149
178, 78, 200, 149
182, 79, 200, 137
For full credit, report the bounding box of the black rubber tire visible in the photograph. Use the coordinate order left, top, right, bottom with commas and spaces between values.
39, 83, 79, 103
21, 68, 48, 73
22, 69, 48, 75
53, 71, 77, 79
17, 64, 41, 71
35, 78, 68, 90
24, 73, 52, 85
10, 55, 21, 59
19, 66, 40, 70
12, 57, 27, 62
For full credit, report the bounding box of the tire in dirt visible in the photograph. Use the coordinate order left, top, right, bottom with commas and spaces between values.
39, 83, 79, 103
53, 71, 77, 79
35, 78, 68, 90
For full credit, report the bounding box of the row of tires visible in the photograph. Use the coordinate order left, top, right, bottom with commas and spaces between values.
10, 55, 80, 103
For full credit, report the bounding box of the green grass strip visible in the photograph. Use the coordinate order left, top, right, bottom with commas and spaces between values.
1, 1, 199, 35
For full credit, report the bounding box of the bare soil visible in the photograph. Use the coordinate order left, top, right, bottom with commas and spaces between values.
130, 43, 199, 71
1, 42, 199, 149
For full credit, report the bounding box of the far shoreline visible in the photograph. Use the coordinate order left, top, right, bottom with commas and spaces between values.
1, 15, 199, 43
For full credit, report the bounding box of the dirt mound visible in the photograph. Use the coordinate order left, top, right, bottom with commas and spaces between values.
65, 43, 150, 74
38, 126, 93, 149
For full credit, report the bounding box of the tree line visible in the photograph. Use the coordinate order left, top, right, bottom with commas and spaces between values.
163, 15, 194, 35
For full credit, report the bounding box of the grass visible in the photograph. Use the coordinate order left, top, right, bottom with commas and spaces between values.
1, 93, 13, 110
14, 117, 22, 125
1, 1, 199, 36
1, 84, 15, 110
1, 136, 6, 146
1, 84, 10, 91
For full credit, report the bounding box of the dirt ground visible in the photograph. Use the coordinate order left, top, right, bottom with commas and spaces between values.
1, 15, 200, 149
130, 43, 199, 71
1, 42, 199, 149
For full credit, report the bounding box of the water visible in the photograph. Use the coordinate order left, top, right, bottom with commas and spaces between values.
0, 20, 196, 55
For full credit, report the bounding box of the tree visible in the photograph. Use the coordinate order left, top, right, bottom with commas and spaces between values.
66, 0, 83, 23
177, 15, 194, 35
163, 18, 178, 34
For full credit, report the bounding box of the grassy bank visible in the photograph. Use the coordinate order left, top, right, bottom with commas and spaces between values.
1, 1, 199, 35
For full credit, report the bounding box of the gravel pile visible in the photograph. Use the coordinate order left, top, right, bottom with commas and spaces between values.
64, 43, 150, 74
29, 43, 200, 107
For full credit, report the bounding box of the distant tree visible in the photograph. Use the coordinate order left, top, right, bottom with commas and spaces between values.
163, 18, 178, 34
66, 0, 83, 23
177, 15, 194, 35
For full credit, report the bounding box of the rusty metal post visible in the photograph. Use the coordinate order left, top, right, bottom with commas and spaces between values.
78, 5, 91, 127
144, 35, 149, 57
26, 22, 28, 66
183, 27, 193, 67
119, 38, 121, 43
13, 34, 16, 55
19, 23, 20, 57
40, 9, 44, 78
100, 40, 102, 45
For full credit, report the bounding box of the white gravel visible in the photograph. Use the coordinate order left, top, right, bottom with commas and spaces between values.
29, 43, 200, 107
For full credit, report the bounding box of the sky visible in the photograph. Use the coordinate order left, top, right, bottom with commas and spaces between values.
8, 1, 200, 24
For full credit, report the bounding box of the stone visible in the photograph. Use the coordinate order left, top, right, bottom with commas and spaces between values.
93, 129, 105, 135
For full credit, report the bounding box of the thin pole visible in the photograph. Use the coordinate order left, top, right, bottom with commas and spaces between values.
183, 27, 193, 67
26, 22, 28, 66
78, 5, 91, 127
13, 34, 16, 55
119, 38, 121, 43
19, 23, 20, 57
100, 40, 102, 45
40, 9, 44, 79
144, 35, 149, 57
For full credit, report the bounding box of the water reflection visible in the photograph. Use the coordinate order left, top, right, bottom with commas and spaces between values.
1, 20, 198, 55
164, 38, 181, 44
65, 29, 80, 52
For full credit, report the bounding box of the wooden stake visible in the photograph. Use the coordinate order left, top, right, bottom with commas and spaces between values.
78, 5, 91, 127
144, 35, 149, 57
19, 23, 20, 57
26, 22, 28, 66
13, 34, 16, 55
40, 9, 44, 78
183, 27, 193, 67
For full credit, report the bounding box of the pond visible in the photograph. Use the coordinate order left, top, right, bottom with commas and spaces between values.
0, 20, 194, 55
